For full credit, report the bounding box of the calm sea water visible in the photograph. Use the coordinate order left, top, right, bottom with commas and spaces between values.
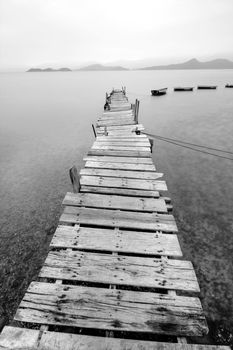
0, 70, 233, 342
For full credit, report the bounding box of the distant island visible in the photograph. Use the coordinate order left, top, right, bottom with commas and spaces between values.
78, 64, 128, 71
140, 58, 233, 70
26, 58, 233, 72
27, 67, 72, 72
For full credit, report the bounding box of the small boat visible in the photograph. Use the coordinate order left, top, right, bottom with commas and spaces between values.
174, 87, 194, 91
151, 88, 167, 96
225, 84, 233, 88
197, 85, 217, 90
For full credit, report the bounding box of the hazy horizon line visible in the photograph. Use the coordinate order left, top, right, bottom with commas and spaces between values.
1, 55, 233, 73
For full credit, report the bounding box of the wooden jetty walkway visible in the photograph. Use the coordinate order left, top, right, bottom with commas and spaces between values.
0, 89, 230, 349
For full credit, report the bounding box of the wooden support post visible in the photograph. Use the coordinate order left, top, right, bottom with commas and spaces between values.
134, 99, 138, 121
135, 126, 141, 135
131, 103, 135, 119
92, 124, 96, 138
136, 100, 140, 123
149, 138, 154, 153
104, 126, 108, 136
69, 166, 80, 193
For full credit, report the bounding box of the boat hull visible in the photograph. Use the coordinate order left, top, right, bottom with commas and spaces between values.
197, 86, 217, 90
151, 89, 167, 96
174, 87, 193, 91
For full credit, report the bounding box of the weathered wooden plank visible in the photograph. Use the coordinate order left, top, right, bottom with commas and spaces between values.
97, 130, 144, 136
14, 282, 208, 336
110, 102, 131, 105
96, 138, 149, 144
80, 185, 160, 197
100, 117, 134, 121
109, 107, 132, 111
110, 100, 130, 103
96, 134, 147, 139
102, 110, 134, 116
110, 103, 129, 106
60, 206, 178, 232
83, 156, 153, 164
98, 114, 134, 118
110, 105, 131, 109
93, 141, 150, 147
40, 250, 199, 292
85, 161, 156, 172
97, 123, 144, 131
80, 168, 163, 180
1, 326, 229, 350
0, 327, 40, 349
98, 115, 134, 121
80, 176, 167, 191
98, 114, 134, 119
51, 225, 182, 257
97, 120, 135, 127
96, 136, 148, 142
88, 149, 151, 157
110, 100, 130, 104
92, 144, 151, 152
63, 192, 168, 213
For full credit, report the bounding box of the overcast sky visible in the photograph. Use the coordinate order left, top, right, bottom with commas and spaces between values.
0, 0, 233, 71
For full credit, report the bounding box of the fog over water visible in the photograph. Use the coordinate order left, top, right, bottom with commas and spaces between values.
0, 70, 233, 342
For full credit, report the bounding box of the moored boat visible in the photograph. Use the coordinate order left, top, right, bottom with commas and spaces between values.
174, 87, 194, 91
197, 85, 217, 90
225, 84, 233, 88
151, 88, 167, 96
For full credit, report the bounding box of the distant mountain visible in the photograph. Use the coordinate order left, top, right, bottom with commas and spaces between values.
78, 64, 128, 71
27, 67, 71, 72
140, 58, 233, 70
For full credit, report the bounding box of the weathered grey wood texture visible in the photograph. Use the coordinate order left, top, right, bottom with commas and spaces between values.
50, 225, 182, 256
80, 175, 167, 191
80, 184, 160, 197
80, 167, 163, 179
39, 250, 199, 291
63, 192, 168, 212
15, 282, 208, 336
0, 326, 230, 350
60, 206, 178, 232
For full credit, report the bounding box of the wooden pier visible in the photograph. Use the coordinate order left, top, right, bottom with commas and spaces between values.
0, 89, 230, 349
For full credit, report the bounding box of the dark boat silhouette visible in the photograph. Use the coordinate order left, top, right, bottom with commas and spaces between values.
174, 87, 194, 91
197, 85, 217, 90
151, 88, 167, 96
225, 84, 233, 88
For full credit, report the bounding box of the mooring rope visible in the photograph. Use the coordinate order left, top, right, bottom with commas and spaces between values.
142, 132, 233, 161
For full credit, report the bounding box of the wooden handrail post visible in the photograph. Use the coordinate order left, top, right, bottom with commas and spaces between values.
69, 166, 80, 193
149, 138, 154, 153
92, 124, 96, 138
136, 100, 140, 123
134, 99, 138, 121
